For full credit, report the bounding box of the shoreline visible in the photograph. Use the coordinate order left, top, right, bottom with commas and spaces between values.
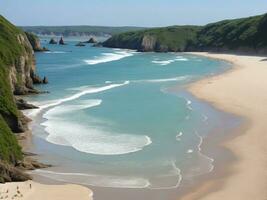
180, 52, 267, 200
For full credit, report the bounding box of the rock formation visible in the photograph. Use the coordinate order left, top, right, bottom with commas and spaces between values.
0, 15, 49, 182
75, 42, 86, 47
49, 38, 57, 44
84, 37, 97, 43
59, 37, 66, 45
43, 76, 48, 84
25, 32, 49, 52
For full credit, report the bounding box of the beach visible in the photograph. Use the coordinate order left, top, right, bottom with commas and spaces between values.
0, 181, 93, 200
181, 52, 267, 200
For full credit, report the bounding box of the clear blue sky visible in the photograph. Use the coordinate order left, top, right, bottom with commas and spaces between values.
1, 0, 267, 27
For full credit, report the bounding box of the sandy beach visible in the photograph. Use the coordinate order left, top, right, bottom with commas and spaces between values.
181, 52, 267, 200
0, 181, 93, 200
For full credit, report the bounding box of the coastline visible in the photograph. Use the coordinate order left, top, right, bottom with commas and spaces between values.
181, 52, 267, 200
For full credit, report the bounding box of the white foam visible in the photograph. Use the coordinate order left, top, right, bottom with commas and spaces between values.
84, 50, 134, 65
152, 60, 175, 66
42, 101, 152, 155
186, 99, 193, 110
31, 169, 150, 189
43, 119, 152, 155
135, 76, 191, 83
27, 81, 129, 118
176, 132, 183, 141
187, 149, 194, 153
44, 51, 68, 54
152, 56, 188, 66
195, 131, 214, 173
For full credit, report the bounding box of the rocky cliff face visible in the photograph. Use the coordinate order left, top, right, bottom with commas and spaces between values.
0, 15, 47, 182
139, 35, 157, 51
25, 32, 47, 52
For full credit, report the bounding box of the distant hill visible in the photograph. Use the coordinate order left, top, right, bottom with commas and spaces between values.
21, 26, 147, 37
103, 26, 201, 52
103, 13, 267, 54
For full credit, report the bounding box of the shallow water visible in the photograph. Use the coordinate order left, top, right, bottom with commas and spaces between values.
24, 38, 239, 194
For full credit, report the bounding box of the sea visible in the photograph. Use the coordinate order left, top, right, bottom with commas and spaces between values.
23, 37, 240, 200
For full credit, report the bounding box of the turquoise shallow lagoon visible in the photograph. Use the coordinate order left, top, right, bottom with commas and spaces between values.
24, 38, 239, 196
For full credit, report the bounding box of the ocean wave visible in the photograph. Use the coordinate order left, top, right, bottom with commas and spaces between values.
42, 118, 152, 155
43, 99, 102, 117
152, 56, 188, 66
26, 81, 129, 118
44, 51, 68, 54
134, 76, 191, 83
31, 169, 151, 189
84, 50, 134, 65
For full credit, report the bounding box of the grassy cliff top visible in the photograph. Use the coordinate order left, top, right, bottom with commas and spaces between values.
103, 13, 267, 52
0, 15, 27, 164
103, 26, 201, 51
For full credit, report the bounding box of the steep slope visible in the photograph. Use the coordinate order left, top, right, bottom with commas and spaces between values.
0, 15, 42, 182
103, 26, 200, 52
194, 13, 267, 53
25, 32, 48, 52
103, 13, 267, 54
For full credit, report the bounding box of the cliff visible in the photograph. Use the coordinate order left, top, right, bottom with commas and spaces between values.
25, 32, 48, 52
0, 15, 45, 182
103, 13, 267, 54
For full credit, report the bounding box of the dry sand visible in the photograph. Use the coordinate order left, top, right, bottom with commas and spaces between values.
0, 181, 93, 200
181, 52, 267, 200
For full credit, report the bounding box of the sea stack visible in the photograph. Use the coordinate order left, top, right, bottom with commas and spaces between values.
84, 37, 97, 43
49, 38, 57, 44
59, 37, 66, 45
43, 76, 48, 84
75, 42, 86, 47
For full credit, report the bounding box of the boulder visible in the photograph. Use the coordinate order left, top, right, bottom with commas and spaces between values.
16, 98, 39, 110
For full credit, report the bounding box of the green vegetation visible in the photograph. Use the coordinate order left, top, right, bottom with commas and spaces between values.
21, 25, 147, 36
0, 115, 22, 164
104, 26, 200, 51
104, 13, 267, 53
195, 13, 267, 50
0, 15, 27, 164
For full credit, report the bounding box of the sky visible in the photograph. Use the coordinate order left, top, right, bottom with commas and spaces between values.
1, 0, 267, 27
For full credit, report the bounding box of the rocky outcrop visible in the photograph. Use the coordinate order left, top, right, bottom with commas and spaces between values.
75, 42, 86, 47
0, 161, 31, 183
139, 35, 157, 52
25, 32, 48, 52
43, 76, 48, 84
59, 37, 66, 45
15, 98, 38, 110
49, 38, 57, 44
84, 37, 97, 43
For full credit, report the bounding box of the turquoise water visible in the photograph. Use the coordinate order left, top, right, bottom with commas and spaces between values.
24, 39, 237, 190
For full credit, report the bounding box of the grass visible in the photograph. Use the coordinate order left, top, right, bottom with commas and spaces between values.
0, 114, 22, 164
0, 15, 28, 164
